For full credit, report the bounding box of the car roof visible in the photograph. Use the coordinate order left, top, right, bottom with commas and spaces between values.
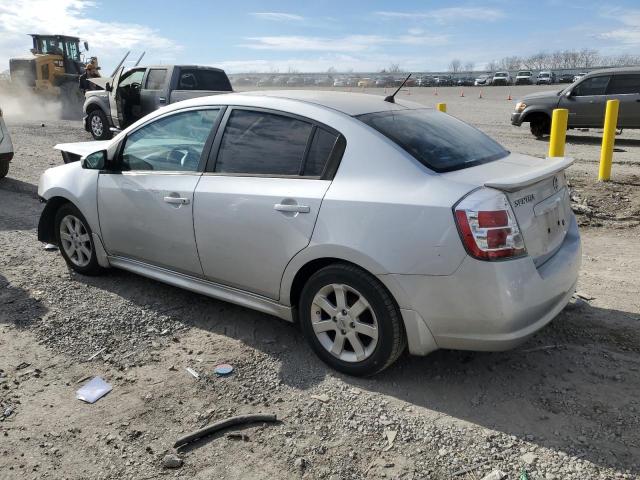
583, 66, 640, 76
232, 90, 427, 116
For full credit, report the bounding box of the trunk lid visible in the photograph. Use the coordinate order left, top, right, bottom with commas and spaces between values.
444, 153, 574, 265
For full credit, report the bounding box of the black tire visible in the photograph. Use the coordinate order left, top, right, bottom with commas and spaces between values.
0, 160, 8, 179
530, 115, 551, 138
54, 203, 103, 276
299, 263, 406, 376
87, 109, 112, 140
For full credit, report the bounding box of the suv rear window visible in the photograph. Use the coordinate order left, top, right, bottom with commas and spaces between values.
177, 69, 232, 91
357, 109, 509, 173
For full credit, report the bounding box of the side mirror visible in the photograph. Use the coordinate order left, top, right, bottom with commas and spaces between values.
565, 90, 574, 98
105, 82, 112, 92
82, 150, 107, 170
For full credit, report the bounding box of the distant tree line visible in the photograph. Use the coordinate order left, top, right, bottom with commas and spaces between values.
450, 49, 640, 73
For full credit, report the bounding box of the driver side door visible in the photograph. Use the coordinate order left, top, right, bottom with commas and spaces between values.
97, 107, 223, 276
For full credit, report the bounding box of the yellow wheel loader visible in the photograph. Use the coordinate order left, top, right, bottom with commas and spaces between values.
7, 34, 99, 117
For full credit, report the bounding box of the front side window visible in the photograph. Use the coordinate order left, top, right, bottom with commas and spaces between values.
119, 69, 145, 88
121, 109, 221, 172
215, 110, 313, 175
145, 69, 167, 90
358, 108, 508, 173
573, 76, 610, 96
607, 74, 640, 95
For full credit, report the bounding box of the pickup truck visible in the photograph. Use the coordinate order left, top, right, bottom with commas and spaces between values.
83, 65, 233, 140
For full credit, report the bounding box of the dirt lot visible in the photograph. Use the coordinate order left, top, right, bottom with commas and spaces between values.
1, 85, 639, 480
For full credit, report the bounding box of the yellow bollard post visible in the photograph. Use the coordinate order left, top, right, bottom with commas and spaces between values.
598, 99, 620, 182
548, 108, 568, 157
436, 102, 446, 113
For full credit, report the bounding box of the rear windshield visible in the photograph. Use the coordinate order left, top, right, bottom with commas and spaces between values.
357, 109, 509, 172
176, 68, 232, 91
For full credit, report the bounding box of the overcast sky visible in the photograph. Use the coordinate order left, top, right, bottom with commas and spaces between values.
1, 0, 639, 73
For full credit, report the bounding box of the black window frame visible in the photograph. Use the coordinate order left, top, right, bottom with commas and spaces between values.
111, 106, 227, 174
204, 106, 346, 180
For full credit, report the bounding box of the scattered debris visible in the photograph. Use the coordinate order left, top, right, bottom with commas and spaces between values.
185, 367, 200, 379
76, 377, 112, 404
174, 413, 278, 448
43, 243, 58, 251
294, 457, 308, 471
453, 460, 490, 476
521, 452, 538, 465
162, 453, 183, 469
214, 364, 233, 376
15, 362, 31, 370
519, 468, 530, 480
86, 347, 107, 361
310, 393, 330, 403
481, 470, 507, 480
382, 429, 397, 452
226, 432, 250, 441
574, 291, 595, 301
2, 406, 14, 418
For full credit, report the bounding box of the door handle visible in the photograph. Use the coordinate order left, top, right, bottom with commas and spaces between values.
274, 203, 310, 213
158, 97, 166, 103
164, 196, 190, 205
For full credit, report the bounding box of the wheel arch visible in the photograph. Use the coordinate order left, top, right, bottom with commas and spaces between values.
521, 109, 551, 123
37, 196, 72, 244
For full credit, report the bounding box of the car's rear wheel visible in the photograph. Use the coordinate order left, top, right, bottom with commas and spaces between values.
299, 264, 406, 376
54, 203, 103, 275
88, 109, 112, 140
0, 160, 9, 179
530, 115, 551, 138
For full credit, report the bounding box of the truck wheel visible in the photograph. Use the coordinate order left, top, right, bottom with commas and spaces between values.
530, 116, 551, 138
0, 160, 9, 179
88, 109, 112, 140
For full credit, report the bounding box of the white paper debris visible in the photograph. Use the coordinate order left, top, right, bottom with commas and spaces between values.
76, 376, 112, 404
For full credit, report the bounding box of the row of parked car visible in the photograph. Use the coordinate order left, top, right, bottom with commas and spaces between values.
475, 71, 586, 86
235, 71, 590, 89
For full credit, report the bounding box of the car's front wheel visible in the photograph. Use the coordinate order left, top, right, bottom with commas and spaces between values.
530, 115, 551, 138
54, 203, 103, 275
299, 264, 406, 376
0, 159, 9, 179
88, 109, 112, 140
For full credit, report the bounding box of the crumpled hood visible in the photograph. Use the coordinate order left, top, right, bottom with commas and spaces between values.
54, 140, 111, 158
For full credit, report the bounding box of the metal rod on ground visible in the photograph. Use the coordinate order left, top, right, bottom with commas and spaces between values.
173, 414, 278, 448
548, 108, 568, 157
598, 99, 620, 181
437, 103, 446, 113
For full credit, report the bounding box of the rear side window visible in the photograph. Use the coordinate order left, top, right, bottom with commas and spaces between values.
215, 110, 313, 175
357, 109, 508, 173
177, 69, 232, 91
608, 74, 640, 95
304, 128, 339, 176
574, 76, 610, 96
145, 69, 167, 90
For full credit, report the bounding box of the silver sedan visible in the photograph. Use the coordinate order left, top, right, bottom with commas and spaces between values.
38, 91, 581, 376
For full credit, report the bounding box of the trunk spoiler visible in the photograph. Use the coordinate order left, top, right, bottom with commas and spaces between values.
484, 157, 574, 192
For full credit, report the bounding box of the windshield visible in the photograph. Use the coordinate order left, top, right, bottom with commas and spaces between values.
539, 73, 550, 78
357, 108, 509, 173
495, 73, 507, 77
518, 71, 531, 76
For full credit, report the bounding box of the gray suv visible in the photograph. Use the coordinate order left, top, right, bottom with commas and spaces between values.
511, 67, 640, 137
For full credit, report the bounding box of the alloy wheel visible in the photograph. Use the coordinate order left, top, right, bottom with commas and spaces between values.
91, 115, 103, 137
310, 283, 379, 363
59, 214, 92, 268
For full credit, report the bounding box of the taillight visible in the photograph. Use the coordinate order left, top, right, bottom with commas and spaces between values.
454, 188, 526, 261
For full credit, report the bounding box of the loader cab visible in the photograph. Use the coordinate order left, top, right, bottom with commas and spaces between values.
30, 34, 85, 77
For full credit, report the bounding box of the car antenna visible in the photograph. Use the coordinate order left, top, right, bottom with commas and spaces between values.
384, 73, 412, 103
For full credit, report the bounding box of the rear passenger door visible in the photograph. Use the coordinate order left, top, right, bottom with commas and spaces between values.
140, 67, 169, 116
606, 74, 640, 128
193, 108, 345, 300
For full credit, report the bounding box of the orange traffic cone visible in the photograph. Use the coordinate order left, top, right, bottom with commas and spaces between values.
434, 87, 438, 96
507, 91, 512, 101
460, 89, 464, 97
478, 89, 483, 99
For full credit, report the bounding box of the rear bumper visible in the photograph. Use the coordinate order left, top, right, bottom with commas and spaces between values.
382, 216, 581, 353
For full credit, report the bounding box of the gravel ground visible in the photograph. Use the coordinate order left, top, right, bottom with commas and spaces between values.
1, 85, 639, 479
